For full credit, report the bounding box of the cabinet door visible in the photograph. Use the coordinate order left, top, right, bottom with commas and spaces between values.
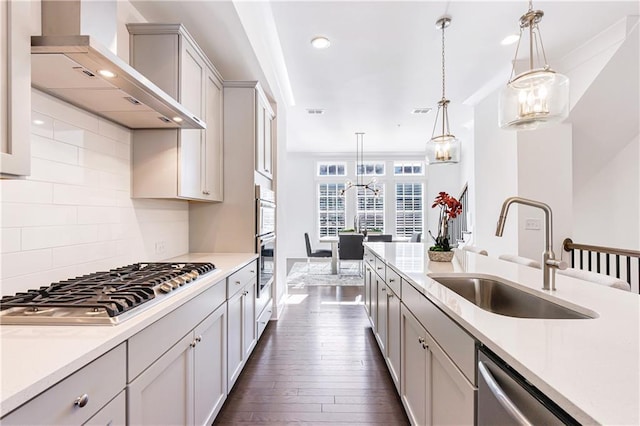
83, 391, 126, 426
1, 0, 30, 177
387, 289, 401, 392
376, 282, 388, 353
363, 264, 371, 317
128, 333, 194, 426
371, 276, 379, 333
194, 304, 227, 426
242, 279, 257, 360
430, 334, 475, 425
401, 305, 430, 426
178, 129, 203, 199
255, 100, 265, 176
227, 289, 244, 390
202, 70, 223, 201
263, 114, 273, 176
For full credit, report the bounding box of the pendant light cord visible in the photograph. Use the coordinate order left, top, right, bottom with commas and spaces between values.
441, 20, 446, 102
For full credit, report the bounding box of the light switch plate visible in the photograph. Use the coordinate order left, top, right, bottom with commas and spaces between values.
525, 218, 542, 230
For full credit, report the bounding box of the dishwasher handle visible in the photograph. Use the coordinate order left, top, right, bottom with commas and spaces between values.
478, 361, 534, 426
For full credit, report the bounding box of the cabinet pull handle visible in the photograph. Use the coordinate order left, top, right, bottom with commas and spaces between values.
235, 281, 241, 285
202, 190, 210, 195
377, 266, 383, 270
250, 270, 255, 273
74, 394, 89, 408
389, 278, 395, 282
381, 287, 386, 292
196, 335, 202, 343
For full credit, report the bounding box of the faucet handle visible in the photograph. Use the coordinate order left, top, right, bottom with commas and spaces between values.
546, 259, 568, 270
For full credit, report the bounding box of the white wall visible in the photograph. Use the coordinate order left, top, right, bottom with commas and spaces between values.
0, 90, 189, 297
472, 91, 519, 257
573, 135, 640, 249
517, 124, 573, 261
426, 164, 460, 245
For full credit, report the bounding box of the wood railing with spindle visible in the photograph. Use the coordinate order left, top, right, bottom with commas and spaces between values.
562, 238, 640, 294
449, 184, 468, 246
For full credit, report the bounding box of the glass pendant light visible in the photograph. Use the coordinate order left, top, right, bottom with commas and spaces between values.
426, 16, 460, 165
499, 0, 569, 130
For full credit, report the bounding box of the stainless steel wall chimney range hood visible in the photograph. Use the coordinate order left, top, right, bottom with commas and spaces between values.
31, 0, 205, 130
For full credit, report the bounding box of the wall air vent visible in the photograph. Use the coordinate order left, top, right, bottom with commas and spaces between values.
306, 108, 325, 115
412, 108, 432, 114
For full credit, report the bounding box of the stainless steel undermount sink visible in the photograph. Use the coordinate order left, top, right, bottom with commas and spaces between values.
429, 275, 596, 319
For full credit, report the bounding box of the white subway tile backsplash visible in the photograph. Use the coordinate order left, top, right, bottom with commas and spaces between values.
31, 112, 54, 138
1, 229, 21, 253
32, 134, 79, 164
1, 90, 190, 296
98, 119, 130, 145
22, 225, 99, 250
2, 203, 77, 227
29, 158, 103, 186
1, 249, 52, 279
0, 180, 53, 203
52, 241, 118, 268
53, 184, 123, 207
32, 90, 100, 133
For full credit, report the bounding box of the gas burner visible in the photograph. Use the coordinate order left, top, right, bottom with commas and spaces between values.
0, 262, 216, 325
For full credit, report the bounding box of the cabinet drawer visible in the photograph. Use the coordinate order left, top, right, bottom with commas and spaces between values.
257, 302, 273, 339
227, 260, 257, 298
128, 280, 226, 380
364, 249, 376, 267
2, 344, 126, 425
374, 256, 386, 281
84, 390, 126, 426
402, 280, 476, 384
256, 282, 272, 316
386, 267, 401, 297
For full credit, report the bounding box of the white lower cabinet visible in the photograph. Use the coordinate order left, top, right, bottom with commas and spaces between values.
376, 280, 388, 353
400, 304, 475, 426
1, 343, 126, 425
227, 277, 257, 391
84, 391, 126, 426
386, 286, 401, 392
128, 302, 227, 426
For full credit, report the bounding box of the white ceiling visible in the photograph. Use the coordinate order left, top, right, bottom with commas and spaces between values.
130, 1, 639, 153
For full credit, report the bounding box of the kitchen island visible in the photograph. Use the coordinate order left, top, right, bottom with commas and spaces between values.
364, 242, 639, 425
0, 252, 257, 421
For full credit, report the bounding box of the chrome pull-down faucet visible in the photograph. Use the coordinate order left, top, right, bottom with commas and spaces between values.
495, 197, 567, 291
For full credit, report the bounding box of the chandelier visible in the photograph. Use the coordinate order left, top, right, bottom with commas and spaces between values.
498, 0, 570, 130
339, 132, 380, 197
426, 16, 460, 165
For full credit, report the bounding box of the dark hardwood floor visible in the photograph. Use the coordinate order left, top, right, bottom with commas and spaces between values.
214, 285, 410, 425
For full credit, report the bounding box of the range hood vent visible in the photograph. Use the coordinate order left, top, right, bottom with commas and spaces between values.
31, 0, 205, 130
31, 36, 205, 130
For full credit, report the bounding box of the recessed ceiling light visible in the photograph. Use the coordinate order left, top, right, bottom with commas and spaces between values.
311, 36, 330, 49
411, 108, 432, 115
172, 117, 183, 123
32, 119, 45, 125
501, 34, 520, 46
306, 108, 325, 115
98, 69, 117, 78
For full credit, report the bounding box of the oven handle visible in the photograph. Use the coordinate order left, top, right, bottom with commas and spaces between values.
259, 233, 276, 244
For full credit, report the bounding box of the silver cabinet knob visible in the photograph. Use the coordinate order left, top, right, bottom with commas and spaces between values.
196, 335, 202, 343
422, 342, 428, 350
381, 287, 386, 292
74, 394, 89, 408
418, 336, 425, 344
202, 190, 210, 195
389, 278, 395, 282
235, 281, 241, 285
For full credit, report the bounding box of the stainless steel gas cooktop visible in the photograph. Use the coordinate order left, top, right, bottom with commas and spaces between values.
0, 262, 216, 325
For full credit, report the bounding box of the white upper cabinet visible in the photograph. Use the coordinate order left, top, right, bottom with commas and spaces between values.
1, 0, 31, 178
256, 89, 274, 179
128, 24, 223, 202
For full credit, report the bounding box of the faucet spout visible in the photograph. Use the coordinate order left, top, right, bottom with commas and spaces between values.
494, 196, 564, 291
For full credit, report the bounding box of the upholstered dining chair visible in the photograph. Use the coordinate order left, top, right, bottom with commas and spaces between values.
559, 268, 631, 291
409, 232, 422, 242
304, 233, 332, 273
498, 254, 541, 269
462, 245, 488, 256
367, 234, 392, 242
338, 233, 365, 275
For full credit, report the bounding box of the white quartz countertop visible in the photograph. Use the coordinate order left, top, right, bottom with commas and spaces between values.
0, 252, 257, 418
365, 242, 639, 425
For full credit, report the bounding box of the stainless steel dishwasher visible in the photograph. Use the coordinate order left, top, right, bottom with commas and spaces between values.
477, 346, 580, 425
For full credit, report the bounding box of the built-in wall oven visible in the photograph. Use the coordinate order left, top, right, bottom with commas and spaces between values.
256, 185, 276, 298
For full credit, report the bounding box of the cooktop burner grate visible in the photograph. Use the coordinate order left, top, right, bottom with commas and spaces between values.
0, 262, 216, 324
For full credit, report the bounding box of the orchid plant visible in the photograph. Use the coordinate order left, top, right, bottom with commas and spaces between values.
429, 192, 463, 252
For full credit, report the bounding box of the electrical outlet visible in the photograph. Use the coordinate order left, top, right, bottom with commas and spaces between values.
154, 240, 166, 255
525, 218, 541, 230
